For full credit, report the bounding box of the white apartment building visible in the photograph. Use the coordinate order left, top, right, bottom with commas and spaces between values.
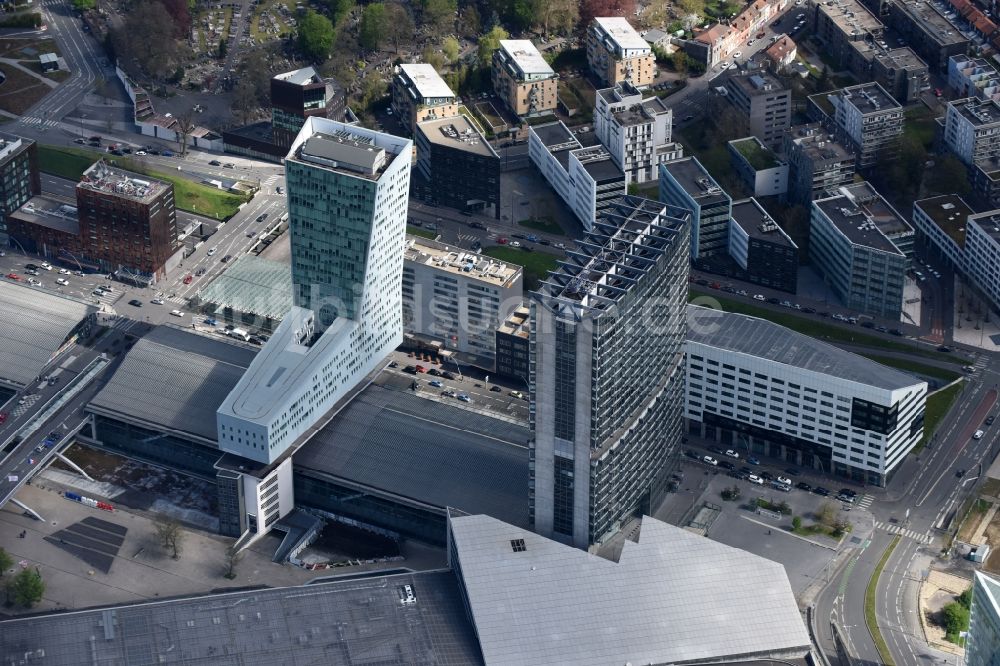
217, 118, 411, 465
685, 305, 927, 486
943, 97, 1000, 166
594, 82, 683, 184
401, 235, 522, 362
965, 210, 1000, 314
528, 120, 626, 231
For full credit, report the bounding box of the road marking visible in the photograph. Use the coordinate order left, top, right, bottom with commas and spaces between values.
856, 494, 874, 510
873, 521, 933, 543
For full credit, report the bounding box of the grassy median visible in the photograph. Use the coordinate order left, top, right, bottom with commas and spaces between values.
865, 535, 900, 666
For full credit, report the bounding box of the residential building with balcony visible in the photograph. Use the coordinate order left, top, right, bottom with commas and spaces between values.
493, 40, 558, 118
586, 17, 656, 88
391, 64, 459, 134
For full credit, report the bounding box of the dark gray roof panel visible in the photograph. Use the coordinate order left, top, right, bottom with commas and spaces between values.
0, 570, 483, 666
687, 306, 923, 390
89, 327, 256, 441
0, 281, 96, 386
296, 384, 531, 527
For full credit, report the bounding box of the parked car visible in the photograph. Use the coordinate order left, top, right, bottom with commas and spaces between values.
747, 456, 760, 465
457, 394, 472, 403
813, 486, 831, 496
209, 160, 222, 166
429, 380, 443, 388
128, 299, 142, 307
170, 309, 184, 317
747, 474, 764, 485
724, 449, 739, 459
703, 455, 718, 466
55, 277, 69, 286
796, 482, 812, 491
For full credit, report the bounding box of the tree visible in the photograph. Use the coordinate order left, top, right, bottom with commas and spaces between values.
175, 108, 196, 157
71, 0, 95, 10
297, 10, 334, 62
384, 3, 414, 54
672, 49, 688, 76
925, 155, 971, 197
218, 39, 227, 59
359, 3, 386, 51
422, 46, 446, 71
0, 547, 12, 576
8, 568, 44, 608
325, 0, 355, 24
154, 515, 184, 559
231, 78, 259, 125
112, 2, 181, 80
420, 0, 456, 34
457, 6, 480, 37
677, 0, 705, 17
224, 547, 243, 580
942, 601, 970, 637
477, 25, 509, 67
959, 586, 973, 609
816, 502, 837, 527
158, 0, 192, 37
442, 35, 460, 62
792, 516, 803, 530
581, 0, 636, 26
534, 0, 578, 36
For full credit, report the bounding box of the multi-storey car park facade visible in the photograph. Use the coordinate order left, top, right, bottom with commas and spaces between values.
685, 306, 927, 486
530, 196, 689, 549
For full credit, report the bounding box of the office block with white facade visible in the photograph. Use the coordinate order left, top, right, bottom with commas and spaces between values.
401, 234, 522, 363
911, 194, 976, 271
528, 120, 626, 231
968, 572, 1000, 666
685, 305, 927, 485
659, 156, 732, 260
594, 81, 683, 184
808, 83, 903, 167
531, 196, 689, 549
965, 210, 1000, 315
391, 64, 458, 134
810, 183, 910, 319
943, 97, 1000, 166
586, 17, 656, 88
727, 136, 788, 198
217, 118, 411, 464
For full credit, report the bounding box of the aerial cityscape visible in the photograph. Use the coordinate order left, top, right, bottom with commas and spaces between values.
3, 0, 1000, 663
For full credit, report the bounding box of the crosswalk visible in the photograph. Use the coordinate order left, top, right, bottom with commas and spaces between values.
874, 520, 933, 543
855, 494, 874, 510
973, 355, 989, 372
262, 175, 283, 188
457, 233, 480, 244
112, 318, 142, 334
18, 117, 60, 129
7, 394, 41, 419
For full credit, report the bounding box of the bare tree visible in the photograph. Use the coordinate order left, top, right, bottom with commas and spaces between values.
175, 108, 196, 157
154, 515, 184, 559
224, 546, 243, 579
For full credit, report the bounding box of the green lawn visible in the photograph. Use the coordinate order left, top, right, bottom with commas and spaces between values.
915, 382, 964, 452
691, 291, 967, 365
859, 354, 962, 383
518, 217, 565, 236
36, 145, 98, 180
865, 535, 900, 666
407, 225, 437, 239
37, 145, 248, 219
677, 119, 733, 186
483, 246, 560, 290
904, 106, 937, 150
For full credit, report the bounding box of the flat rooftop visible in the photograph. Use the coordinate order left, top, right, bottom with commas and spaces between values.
817, 0, 883, 36
839, 82, 900, 114
951, 97, 1000, 127
404, 234, 521, 287
10, 194, 79, 235
88, 326, 256, 443
575, 146, 625, 182
914, 195, 975, 246
728, 71, 787, 97
0, 131, 29, 162
531, 120, 581, 150
731, 198, 797, 248
896, 0, 968, 45
837, 181, 912, 238
0, 570, 483, 666
498, 306, 530, 339
451, 513, 812, 666
787, 124, 854, 164
295, 380, 531, 529
537, 196, 689, 313
687, 305, 925, 390
417, 115, 498, 158
969, 210, 1000, 244
397, 63, 455, 100
498, 39, 554, 77
593, 16, 650, 52
814, 194, 903, 254
0, 280, 96, 388
613, 96, 669, 126
78, 160, 169, 204
730, 136, 781, 170
661, 157, 731, 207
874, 46, 927, 70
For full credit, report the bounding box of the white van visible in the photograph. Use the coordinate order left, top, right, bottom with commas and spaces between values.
227, 328, 250, 341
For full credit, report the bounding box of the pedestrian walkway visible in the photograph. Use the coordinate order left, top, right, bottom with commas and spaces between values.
874, 520, 933, 543
855, 494, 874, 510
17, 116, 60, 129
